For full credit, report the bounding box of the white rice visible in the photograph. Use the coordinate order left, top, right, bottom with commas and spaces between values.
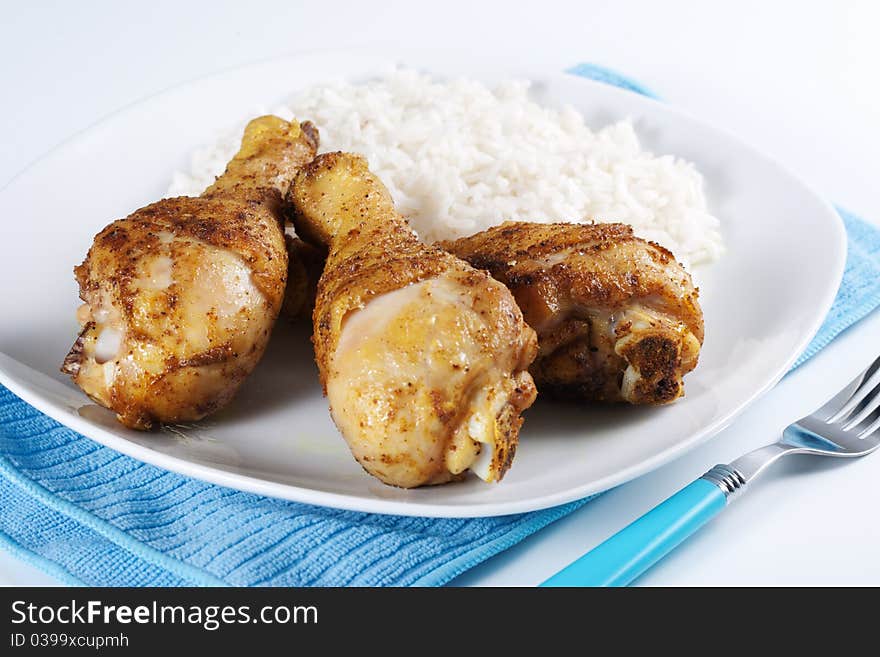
167, 70, 723, 267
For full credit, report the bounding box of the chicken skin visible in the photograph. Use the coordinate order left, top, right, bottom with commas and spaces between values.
288, 153, 537, 488
442, 222, 703, 405
62, 116, 319, 429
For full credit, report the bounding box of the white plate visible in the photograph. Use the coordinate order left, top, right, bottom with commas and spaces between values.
0, 49, 845, 517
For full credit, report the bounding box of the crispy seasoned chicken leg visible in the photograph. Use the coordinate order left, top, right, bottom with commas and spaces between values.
62, 116, 319, 429
288, 153, 537, 488
442, 222, 703, 405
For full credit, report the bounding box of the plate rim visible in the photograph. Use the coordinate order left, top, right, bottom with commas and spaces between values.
0, 47, 848, 517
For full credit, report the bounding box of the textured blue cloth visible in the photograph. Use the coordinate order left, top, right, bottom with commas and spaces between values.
1, 66, 879, 587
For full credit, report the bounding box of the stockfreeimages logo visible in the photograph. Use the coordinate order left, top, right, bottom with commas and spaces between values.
11, 600, 317, 631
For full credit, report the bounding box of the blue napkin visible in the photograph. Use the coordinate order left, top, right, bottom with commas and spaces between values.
2, 66, 879, 587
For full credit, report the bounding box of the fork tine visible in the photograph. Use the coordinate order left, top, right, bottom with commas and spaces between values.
828, 357, 880, 423
817, 376, 864, 418
859, 414, 880, 439
842, 384, 880, 429
816, 357, 875, 418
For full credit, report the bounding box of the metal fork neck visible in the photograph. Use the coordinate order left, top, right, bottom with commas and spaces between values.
702, 442, 796, 501
700, 464, 747, 500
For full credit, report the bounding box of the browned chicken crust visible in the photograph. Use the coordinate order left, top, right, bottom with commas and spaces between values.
441, 221, 704, 405
62, 116, 318, 429
288, 153, 538, 488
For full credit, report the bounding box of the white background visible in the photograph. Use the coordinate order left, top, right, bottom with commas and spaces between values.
1, 0, 879, 586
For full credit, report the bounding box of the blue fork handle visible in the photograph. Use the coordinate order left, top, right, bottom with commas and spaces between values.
540, 478, 727, 587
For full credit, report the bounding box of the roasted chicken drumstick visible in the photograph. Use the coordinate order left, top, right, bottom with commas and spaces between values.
63, 116, 319, 429
442, 222, 703, 405
289, 153, 538, 488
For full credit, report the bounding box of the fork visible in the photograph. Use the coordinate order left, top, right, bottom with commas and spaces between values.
541, 355, 880, 587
